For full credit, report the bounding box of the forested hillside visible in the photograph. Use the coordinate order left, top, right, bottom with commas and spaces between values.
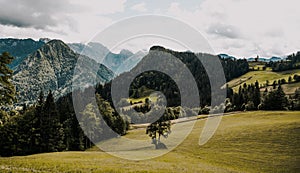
102, 46, 249, 107
13, 40, 114, 103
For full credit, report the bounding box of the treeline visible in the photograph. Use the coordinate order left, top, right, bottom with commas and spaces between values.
267, 51, 300, 72
264, 74, 300, 88
219, 56, 249, 80
0, 88, 129, 157
118, 80, 300, 126
226, 81, 300, 112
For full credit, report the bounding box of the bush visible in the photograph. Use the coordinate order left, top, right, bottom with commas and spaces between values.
200, 106, 210, 114
245, 101, 256, 111
183, 107, 197, 117
294, 74, 300, 82
211, 103, 225, 114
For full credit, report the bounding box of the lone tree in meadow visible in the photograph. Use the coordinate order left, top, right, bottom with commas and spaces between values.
0, 52, 16, 106
146, 112, 171, 149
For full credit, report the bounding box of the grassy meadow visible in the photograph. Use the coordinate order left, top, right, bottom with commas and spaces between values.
227, 69, 300, 92
0, 111, 299, 172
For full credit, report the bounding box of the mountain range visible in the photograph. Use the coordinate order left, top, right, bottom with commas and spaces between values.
0, 38, 294, 104
246, 56, 284, 62
12, 40, 114, 103
0, 38, 147, 103
68, 42, 146, 74
0, 38, 45, 69
218, 53, 285, 62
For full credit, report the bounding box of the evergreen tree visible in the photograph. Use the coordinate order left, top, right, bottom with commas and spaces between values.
79, 103, 102, 148
40, 90, 64, 152
288, 76, 292, 83
253, 81, 261, 108
0, 52, 16, 106
293, 88, 300, 110
260, 85, 288, 110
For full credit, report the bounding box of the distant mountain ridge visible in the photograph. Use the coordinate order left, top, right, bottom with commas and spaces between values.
217, 53, 285, 62
69, 42, 145, 74
218, 54, 236, 60
247, 56, 284, 62
68, 42, 110, 63
13, 40, 114, 103
0, 38, 45, 69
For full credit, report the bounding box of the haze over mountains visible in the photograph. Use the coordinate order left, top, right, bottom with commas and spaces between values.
69, 42, 146, 74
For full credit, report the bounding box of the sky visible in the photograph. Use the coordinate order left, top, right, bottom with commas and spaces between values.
0, 0, 299, 58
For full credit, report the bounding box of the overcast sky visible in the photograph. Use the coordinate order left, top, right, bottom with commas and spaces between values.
0, 0, 299, 57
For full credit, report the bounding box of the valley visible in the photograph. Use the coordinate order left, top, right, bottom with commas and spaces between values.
1, 1, 300, 172
1, 38, 300, 173
0, 111, 299, 172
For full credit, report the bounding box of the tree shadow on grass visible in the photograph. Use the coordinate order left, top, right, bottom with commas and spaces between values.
155, 142, 168, 150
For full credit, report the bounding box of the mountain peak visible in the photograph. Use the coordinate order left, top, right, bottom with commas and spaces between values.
149, 45, 166, 51
120, 49, 133, 57
39, 39, 73, 56
39, 38, 51, 43
46, 39, 68, 47
13, 39, 114, 103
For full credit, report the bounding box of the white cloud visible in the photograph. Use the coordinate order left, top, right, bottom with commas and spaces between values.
131, 2, 147, 12
71, 0, 126, 14
1, 0, 299, 57
0, 0, 126, 43
164, 0, 300, 57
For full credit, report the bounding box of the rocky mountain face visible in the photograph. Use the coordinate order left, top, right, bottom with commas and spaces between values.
68, 42, 110, 63
0, 38, 45, 69
113, 50, 147, 74
102, 49, 134, 73
13, 40, 114, 103
69, 42, 145, 74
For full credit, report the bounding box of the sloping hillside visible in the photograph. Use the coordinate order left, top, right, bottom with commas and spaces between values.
0, 111, 299, 172
13, 40, 114, 103
227, 69, 300, 94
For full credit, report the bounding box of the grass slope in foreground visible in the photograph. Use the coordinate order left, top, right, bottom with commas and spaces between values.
0, 111, 299, 172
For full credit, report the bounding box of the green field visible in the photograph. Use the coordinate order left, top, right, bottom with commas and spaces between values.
127, 95, 157, 104
0, 111, 299, 172
227, 69, 300, 92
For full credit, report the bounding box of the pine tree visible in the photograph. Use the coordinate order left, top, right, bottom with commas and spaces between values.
40, 90, 64, 152
253, 81, 261, 108
0, 52, 16, 106
275, 85, 288, 109
293, 88, 300, 110
260, 85, 288, 110
288, 76, 292, 83
79, 103, 102, 148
